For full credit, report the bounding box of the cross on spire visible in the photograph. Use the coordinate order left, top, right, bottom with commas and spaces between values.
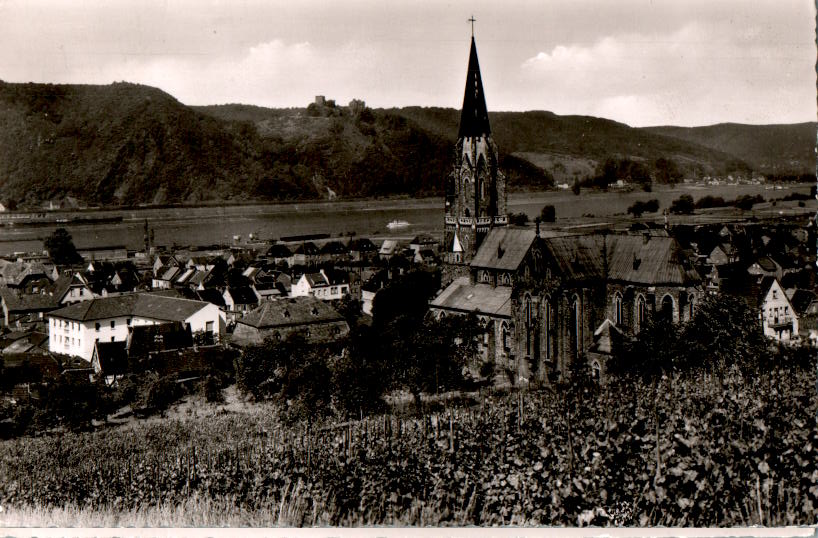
468, 15, 476, 37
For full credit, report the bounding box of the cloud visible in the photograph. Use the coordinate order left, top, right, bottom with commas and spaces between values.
515, 22, 814, 126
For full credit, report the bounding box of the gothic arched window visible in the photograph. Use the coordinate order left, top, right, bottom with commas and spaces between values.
661, 294, 674, 322
571, 295, 582, 355
635, 294, 647, 333
543, 298, 552, 361
613, 292, 623, 325
524, 294, 533, 355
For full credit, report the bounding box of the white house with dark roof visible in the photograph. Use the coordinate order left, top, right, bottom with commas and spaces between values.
759, 277, 797, 342
291, 269, 349, 301
47, 293, 225, 361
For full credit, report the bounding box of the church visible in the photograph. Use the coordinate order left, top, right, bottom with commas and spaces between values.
430, 34, 703, 383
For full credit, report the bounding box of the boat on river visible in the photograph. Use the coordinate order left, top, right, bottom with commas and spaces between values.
386, 219, 410, 230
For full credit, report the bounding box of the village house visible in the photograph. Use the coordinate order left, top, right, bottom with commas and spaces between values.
231, 296, 349, 346
289, 242, 320, 267
47, 293, 225, 361
0, 287, 60, 329
290, 269, 350, 300
48, 272, 93, 304
759, 277, 797, 342
348, 238, 378, 263
222, 286, 260, 322
266, 244, 293, 265
378, 240, 399, 260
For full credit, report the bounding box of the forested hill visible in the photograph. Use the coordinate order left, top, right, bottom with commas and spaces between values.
643, 122, 817, 177
0, 81, 812, 209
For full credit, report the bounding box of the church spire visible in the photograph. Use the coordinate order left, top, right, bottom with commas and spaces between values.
458, 35, 491, 138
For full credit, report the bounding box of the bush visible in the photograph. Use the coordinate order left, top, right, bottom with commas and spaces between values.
142, 373, 182, 412
627, 199, 660, 217
695, 195, 727, 209
669, 194, 695, 215
200, 374, 225, 403
540, 204, 556, 223
734, 194, 763, 210
509, 212, 529, 225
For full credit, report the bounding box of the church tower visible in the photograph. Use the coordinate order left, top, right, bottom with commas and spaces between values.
444, 33, 507, 265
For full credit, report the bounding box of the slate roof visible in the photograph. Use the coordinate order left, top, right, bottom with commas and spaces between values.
0, 287, 59, 312
754, 257, 779, 272
471, 228, 537, 271
127, 322, 193, 358
266, 244, 293, 258
544, 233, 700, 286
93, 341, 128, 375
349, 238, 377, 252
196, 288, 226, 307
237, 296, 345, 329
430, 276, 512, 318
2, 331, 48, 354
789, 289, 816, 315
319, 241, 349, 255
293, 242, 319, 255
458, 37, 491, 138
49, 293, 211, 322
226, 286, 259, 305
159, 266, 180, 281
304, 272, 329, 288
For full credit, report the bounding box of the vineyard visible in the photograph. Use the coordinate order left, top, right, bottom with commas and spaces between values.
0, 366, 816, 526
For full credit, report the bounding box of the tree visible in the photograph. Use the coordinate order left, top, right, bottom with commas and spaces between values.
540, 204, 556, 223
44, 228, 82, 265
509, 212, 529, 225
655, 157, 683, 185
669, 194, 695, 215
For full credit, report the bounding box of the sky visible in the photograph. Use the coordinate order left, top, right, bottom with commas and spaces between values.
0, 0, 814, 127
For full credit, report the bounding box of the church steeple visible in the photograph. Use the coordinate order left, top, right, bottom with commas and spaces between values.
444, 31, 507, 267
458, 37, 491, 138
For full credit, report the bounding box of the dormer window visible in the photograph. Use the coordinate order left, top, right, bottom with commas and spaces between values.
283, 310, 290, 318
311, 307, 319, 316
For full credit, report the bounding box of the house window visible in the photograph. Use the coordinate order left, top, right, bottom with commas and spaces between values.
95, 323, 101, 332
111, 337, 115, 342
772, 290, 777, 299
127, 318, 132, 326
206, 321, 214, 334
110, 320, 115, 329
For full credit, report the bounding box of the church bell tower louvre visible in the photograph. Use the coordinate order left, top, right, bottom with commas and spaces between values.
444, 29, 508, 266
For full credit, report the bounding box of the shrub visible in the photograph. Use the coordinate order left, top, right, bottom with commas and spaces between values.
142, 373, 182, 412
540, 204, 556, 223
509, 212, 529, 225
200, 374, 224, 404
669, 194, 695, 215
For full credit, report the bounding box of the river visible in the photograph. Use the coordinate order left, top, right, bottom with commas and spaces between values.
0, 184, 810, 256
